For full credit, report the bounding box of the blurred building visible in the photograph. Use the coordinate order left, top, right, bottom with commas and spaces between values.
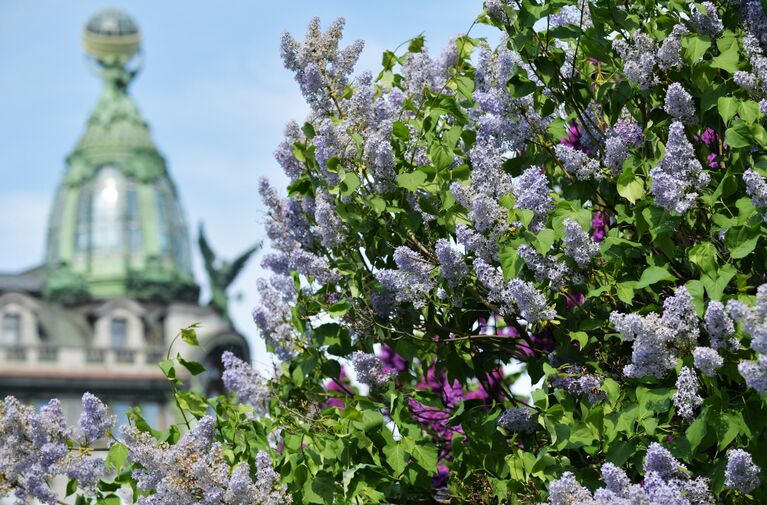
0, 9, 250, 429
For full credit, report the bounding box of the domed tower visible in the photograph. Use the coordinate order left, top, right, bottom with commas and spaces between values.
44, 9, 198, 304
0, 10, 252, 427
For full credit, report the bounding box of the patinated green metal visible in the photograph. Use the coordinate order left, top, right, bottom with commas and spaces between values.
198, 224, 261, 322
44, 11, 198, 304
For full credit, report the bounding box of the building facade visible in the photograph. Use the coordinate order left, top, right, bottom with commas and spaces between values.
0, 9, 250, 430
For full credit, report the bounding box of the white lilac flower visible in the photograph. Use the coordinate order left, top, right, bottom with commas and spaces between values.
744, 168, 767, 222
664, 83, 696, 124
649, 121, 710, 213
602, 135, 629, 176
350, 351, 394, 390
497, 407, 537, 433
657, 24, 688, 71
547, 472, 596, 505
673, 367, 703, 421
456, 224, 498, 262
221, 351, 270, 413
563, 219, 600, 267
738, 354, 767, 393
252, 276, 299, 360
435, 238, 467, 289
692, 346, 724, 377
644, 442, 688, 479
375, 246, 435, 309
506, 279, 557, 323
613, 31, 658, 89
725, 449, 761, 492
554, 144, 603, 181
691, 2, 724, 36
727, 284, 767, 353
513, 167, 554, 232
704, 300, 737, 350
661, 286, 699, 346
517, 244, 569, 290
313, 189, 345, 248
78, 393, 115, 443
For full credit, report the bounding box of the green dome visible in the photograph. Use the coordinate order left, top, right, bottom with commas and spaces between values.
44, 12, 198, 304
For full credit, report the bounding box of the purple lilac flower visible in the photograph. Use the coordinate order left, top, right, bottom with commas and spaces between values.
517, 244, 569, 290
376, 246, 435, 309
379, 344, 408, 374
547, 472, 595, 504
644, 442, 688, 479
657, 24, 687, 71
603, 135, 629, 176
697, 127, 719, 148
612, 114, 644, 146
560, 121, 593, 155
273, 121, 305, 181
221, 351, 270, 413
592, 211, 608, 242
313, 190, 345, 248
705, 300, 737, 350
725, 449, 761, 492
673, 367, 703, 421
649, 121, 710, 213
323, 368, 349, 409
456, 224, 498, 262
78, 392, 114, 443
738, 354, 767, 393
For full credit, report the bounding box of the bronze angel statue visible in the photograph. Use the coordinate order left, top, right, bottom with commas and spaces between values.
198, 224, 261, 323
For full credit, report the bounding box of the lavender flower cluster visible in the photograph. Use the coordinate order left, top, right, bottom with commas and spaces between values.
474, 258, 556, 323
350, 351, 395, 390
221, 351, 270, 414
121, 416, 290, 505
664, 83, 696, 124
550, 365, 607, 404
727, 284, 767, 393
517, 244, 569, 290
743, 168, 767, 222
610, 286, 698, 378
512, 167, 554, 232
725, 448, 761, 493
497, 407, 537, 433
673, 366, 703, 421
376, 246, 436, 309
563, 219, 600, 267
0, 394, 113, 503
649, 121, 710, 213
547, 443, 713, 504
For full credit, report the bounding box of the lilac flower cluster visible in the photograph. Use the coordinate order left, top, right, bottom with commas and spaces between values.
555, 143, 603, 180
649, 121, 710, 213
280, 17, 363, 115
664, 83, 696, 124
512, 167, 554, 231
690, 2, 724, 36
549, 0, 593, 28
517, 244, 569, 290
612, 31, 658, 89
252, 276, 299, 360
221, 351, 270, 413
657, 24, 687, 71
563, 219, 600, 267
704, 300, 737, 350
726, 284, 767, 393
435, 238, 467, 290
0, 394, 113, 503
376, 246, 435, 309
273, 121, 306, 182
547, 443, 713, 504
350, 351, 395, 390
456, 224, 498, 262
497, 407, 537, 433
725, 448, 761, 492
734, 31, 767, 100
121, 416, 290, 504
743, 168, 767, 222
506, 279, 557, 323
692, 346, 723, 377
610, 286, 698, 378
550, 365, 607, 403
673, 367, 703, 421
313, 189, 345, 248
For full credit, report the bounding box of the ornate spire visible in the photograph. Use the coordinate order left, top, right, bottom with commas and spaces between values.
44, 10, 198, 304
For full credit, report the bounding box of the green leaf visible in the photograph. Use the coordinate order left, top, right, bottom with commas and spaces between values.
687, 241, 717, 274
682, 33, 711, 64
710, 43, 740, 73
569, 331, 589, 349
634, 266, 676, 289
430, 143, 454, 171
340, 172, 360, 196
396, 170, 428, 192
105, 442, 129, 472
177, 356, 205, 376
382, 443, 408, 476
686, 409, 708, 453
617, 168, 645, 204
180, 325, 199, 346
739, 100, 762, 124
717, 96, 739, 124
66, 479, 78, 497
408, 34, 425, 53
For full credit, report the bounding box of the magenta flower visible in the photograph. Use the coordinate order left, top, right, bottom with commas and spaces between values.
379, 343, 408, 374
592, 210, 608, 242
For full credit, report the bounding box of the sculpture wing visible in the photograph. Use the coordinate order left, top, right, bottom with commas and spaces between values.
224, 241, 262, 285
198, 223, 216, 273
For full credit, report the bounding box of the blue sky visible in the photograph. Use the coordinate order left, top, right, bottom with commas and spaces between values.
0, 1, 494, 365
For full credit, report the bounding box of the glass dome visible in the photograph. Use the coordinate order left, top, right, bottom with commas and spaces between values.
85, 10, 139, 37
